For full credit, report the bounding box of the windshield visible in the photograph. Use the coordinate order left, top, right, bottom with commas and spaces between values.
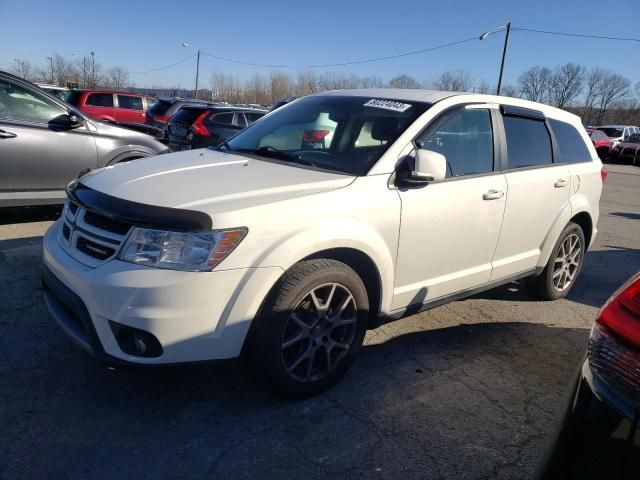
225, 95, 430, 175
600, 127, 623, 138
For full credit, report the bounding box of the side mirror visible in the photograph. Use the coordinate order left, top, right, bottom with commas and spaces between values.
396, 149, 447, 185
67, 112, 84, 128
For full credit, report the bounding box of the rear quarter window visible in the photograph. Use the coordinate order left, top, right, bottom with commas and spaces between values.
549, 119, 592, 164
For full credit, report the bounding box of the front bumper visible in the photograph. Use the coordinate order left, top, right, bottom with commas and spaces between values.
42, 221, 283, 364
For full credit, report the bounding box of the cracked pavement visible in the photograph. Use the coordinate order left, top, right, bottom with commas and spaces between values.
1, 165, 639, 479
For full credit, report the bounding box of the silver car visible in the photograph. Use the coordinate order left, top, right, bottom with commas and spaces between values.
0, 71, 167, 207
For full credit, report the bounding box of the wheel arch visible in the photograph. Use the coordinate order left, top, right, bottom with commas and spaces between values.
569, 211, 593, 248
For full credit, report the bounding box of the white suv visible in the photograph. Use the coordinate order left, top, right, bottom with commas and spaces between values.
42, 89, 604, 397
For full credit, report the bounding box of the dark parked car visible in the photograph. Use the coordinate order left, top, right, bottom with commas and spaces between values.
167, 105, 266, 150
145, 98, 219, 137
610, 133, 640, 166
538, 272, 640, 480
0, 71, 166, 207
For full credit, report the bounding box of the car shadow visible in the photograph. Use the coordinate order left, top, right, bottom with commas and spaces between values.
608, 211, 640, 221
473, 247, 640, 308
0, 205, 62, 225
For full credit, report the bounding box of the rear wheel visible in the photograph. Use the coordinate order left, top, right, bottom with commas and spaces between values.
527, 222, 585, 300
253, 259, 369, 398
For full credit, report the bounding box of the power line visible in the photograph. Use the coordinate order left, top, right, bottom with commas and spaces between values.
132, 53, 196, 74
513, 27, 640, 43
200, 35, 479, 69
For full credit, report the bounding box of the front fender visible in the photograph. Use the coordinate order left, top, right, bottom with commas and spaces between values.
254, 220, 397, 316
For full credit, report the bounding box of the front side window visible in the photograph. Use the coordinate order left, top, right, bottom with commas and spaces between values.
226, 96, 430, 175
233, 113, 247, 127
504, 116, 553, 169
416, 107, 494, 177
0, 79, 67, 124
118, 95, 143, 110
86, 93, 113, 108
245, 112, 264, 124
550, 119, 591, 164
600, 127, 623, 138
626, 133, 640, 144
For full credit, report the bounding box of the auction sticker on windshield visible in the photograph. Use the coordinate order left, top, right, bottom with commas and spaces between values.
363, 99, 412, 112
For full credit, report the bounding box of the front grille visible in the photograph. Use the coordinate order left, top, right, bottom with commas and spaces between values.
76, 237, 115, 260
62, 224, 71, 240
83, 211, 132, 235
589, 324, 640, 405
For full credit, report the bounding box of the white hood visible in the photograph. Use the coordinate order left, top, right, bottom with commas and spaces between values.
80, 148, 355, 213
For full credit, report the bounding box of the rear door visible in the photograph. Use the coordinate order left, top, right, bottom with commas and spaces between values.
204, 111, 242, 143
115, 94, 145, 123
82, 92, 115, 121
490, 107, 571, 280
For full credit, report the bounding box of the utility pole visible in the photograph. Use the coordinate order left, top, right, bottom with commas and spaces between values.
194, 49, 200, 99
90, 51, 95, 87
46, 56, 54, 84
496, 22, 511, 96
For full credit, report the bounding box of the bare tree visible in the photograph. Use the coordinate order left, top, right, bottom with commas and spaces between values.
270, 72, 293, 102
10, 59, 35, 81
518, 66, 552, 103
360, 76, 384, 88
432, 70, 473, 92
549, 63, 585, 108
500, 85, 520, 98
388, 74, 420, 89
476, 80, 492, 94
245, 74, 270, 104
595, 72, 631, 124
581, 68, 606, 124
105, 66, 130, 91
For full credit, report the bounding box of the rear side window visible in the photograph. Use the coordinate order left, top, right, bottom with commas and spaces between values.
234, 113, 247, 127
504, 116, 552, 168
550, 119, 591, 164
86, 93, 113, 107
118, 95, 143, 110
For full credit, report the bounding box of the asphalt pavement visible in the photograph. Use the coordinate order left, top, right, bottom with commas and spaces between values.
1, 164, 639, 480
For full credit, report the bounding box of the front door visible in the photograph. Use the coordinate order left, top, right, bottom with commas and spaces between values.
0, 77, 97, 202
393, 105, 507, 310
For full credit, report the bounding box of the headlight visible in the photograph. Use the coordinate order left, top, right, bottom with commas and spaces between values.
119, 227, 247, 271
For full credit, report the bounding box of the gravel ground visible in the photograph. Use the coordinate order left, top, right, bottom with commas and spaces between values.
1, 164, 639, 480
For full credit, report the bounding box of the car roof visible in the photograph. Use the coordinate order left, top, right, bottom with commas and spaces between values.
598, 125, 632, 128
179, 104, 267, 112
76, 89, 152, 97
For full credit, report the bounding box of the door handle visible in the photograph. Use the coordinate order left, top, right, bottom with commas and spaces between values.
0, 129, 17, 139
554, 178, 569, 188
483, 189, 504, 200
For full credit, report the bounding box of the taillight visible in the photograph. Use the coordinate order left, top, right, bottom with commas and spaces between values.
596, 273, 640, 346
191, 111, 210, 136
153, 115, 169, 123
302, 129, 330, 143
601, 165, 608, 182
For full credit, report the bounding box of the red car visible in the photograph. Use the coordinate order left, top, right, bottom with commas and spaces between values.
67, 90, 157, 124
586, 128, 611, 161
610, 133, 640, 166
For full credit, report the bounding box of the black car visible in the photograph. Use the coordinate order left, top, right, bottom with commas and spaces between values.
538, 272, 640, 480
145, 98, 219, 139
167, 105, 266, 151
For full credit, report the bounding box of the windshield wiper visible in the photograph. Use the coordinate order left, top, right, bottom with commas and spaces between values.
236, 146, 308, 165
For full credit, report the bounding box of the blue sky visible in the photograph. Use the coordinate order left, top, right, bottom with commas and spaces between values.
1, 0, 638, 89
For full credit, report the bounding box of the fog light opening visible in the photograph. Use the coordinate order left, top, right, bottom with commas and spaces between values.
109, 321, 163, 358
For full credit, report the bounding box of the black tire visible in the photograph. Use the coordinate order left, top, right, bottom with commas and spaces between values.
527, 222, 585, 300
253, 259, 369, 398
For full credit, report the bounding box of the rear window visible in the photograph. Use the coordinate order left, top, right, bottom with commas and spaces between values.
86, 93, 113, 108
504, 116, 553, 168
170, 107, 207, 125
549, 119, 591, 164
600, 127, 623, 138
148, 99, 172, 116
66, 90, 83, 107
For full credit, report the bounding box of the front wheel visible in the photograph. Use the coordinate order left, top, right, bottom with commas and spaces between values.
527, 222, 585, 300
253, 259, 369, 398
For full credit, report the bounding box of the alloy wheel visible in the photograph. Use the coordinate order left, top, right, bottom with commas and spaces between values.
280, 282, 357, 383
552, 233, 582, 292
